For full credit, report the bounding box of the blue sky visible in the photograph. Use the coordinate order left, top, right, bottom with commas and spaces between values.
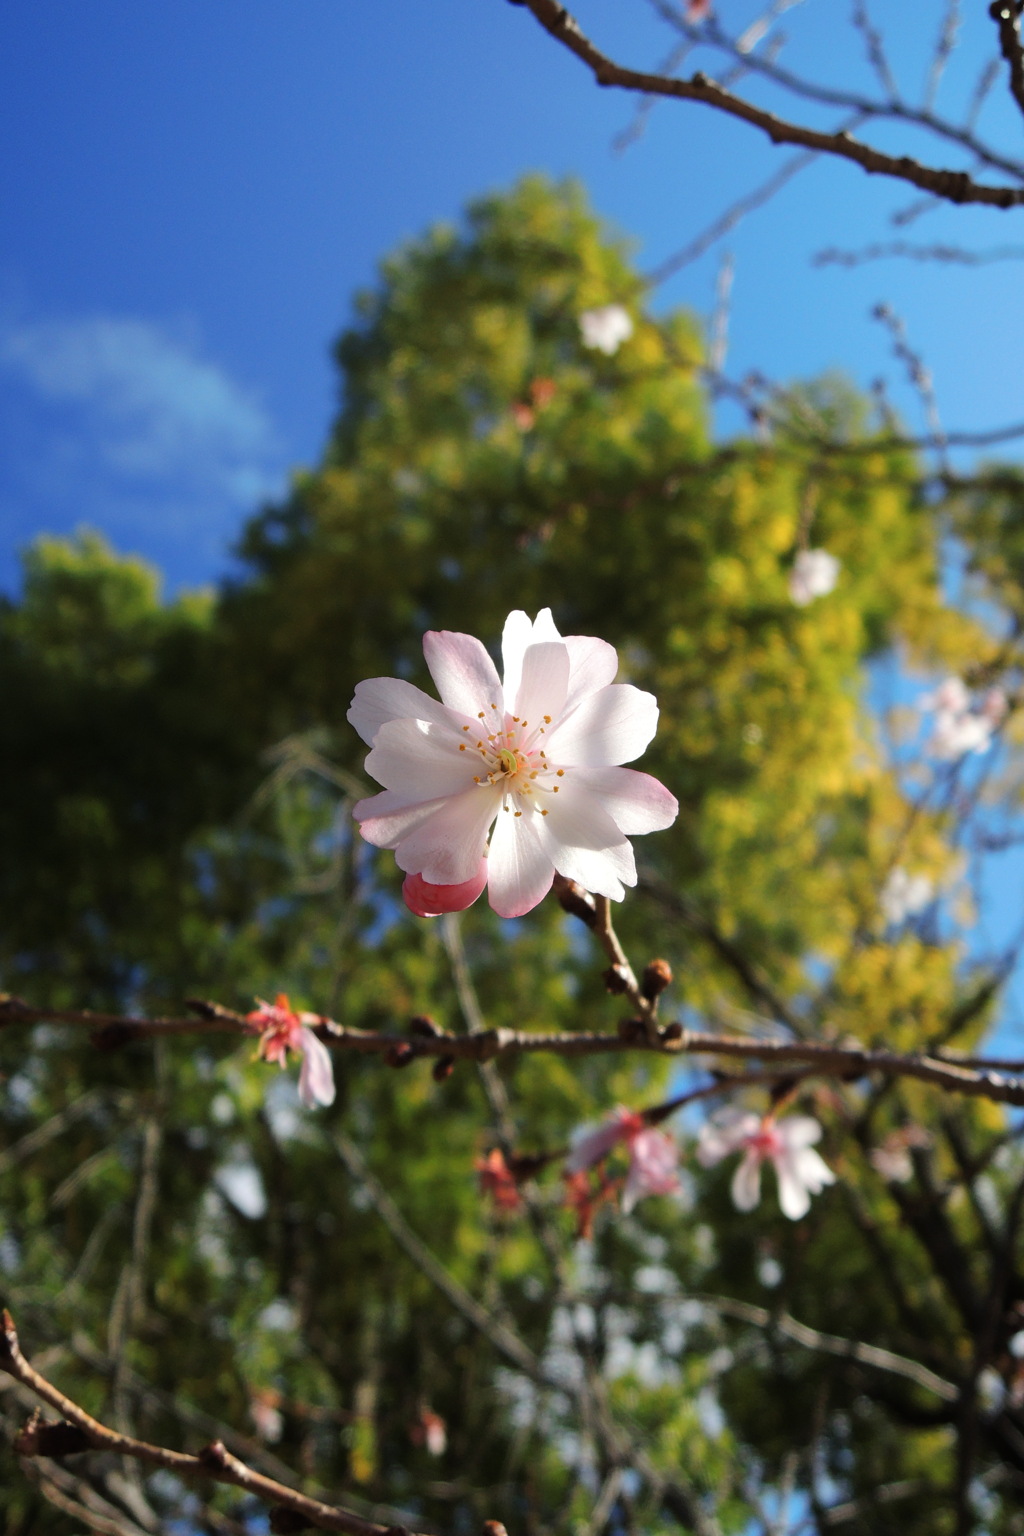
1, 1, 1023, 595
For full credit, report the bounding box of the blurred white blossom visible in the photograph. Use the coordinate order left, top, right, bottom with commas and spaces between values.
788, 548, 840, 606
579, 304, 634, 355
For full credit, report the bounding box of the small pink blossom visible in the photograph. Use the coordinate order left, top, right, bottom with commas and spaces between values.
566, 1106, 680, 1214
697, 1110, 835, 1220
788, 548, 840, 606
247, 994, 336, 1110
348, 610, 678, 920
579, 304, 634, 355
476, 1148, 523, 1212
409, 1408, 447, 1457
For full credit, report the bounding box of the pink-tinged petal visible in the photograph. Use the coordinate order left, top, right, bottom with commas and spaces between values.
486, 806, 555, 918
403, 862, 488, 917
353, 790, 450, 850
565, 1109, 642, 1174
731, 1151, 763, 1212
563, 635, 619, 712
546, 684, 659, 767
394, 785, 500, 886
772, 1151, 812, 1220
423, 630, 503, 717
365, 717, 472, 798
298, 1028, 336, 1109
513, 640, 570, 726
622, 1129, 680, 1212
501, 609, 562, 706
570, 767, 678, 836
347, 676, 453, 747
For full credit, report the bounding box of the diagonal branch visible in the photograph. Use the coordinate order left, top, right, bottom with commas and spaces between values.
694, 1294, 959, 1401
0, 1310, 436, 1536
510, 0, 1024, 207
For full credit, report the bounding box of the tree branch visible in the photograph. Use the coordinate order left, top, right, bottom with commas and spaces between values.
0, 1310, 437, 1536
510, 0, 1024, 207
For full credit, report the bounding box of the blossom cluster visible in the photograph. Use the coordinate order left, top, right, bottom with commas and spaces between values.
922, 675, 1007, 761
479, 1105, 836, 1231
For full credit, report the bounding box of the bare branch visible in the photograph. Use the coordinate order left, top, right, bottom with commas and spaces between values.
924, 0, 961, 113
814, 239, 1024, 266
695, 1294, 959, 1401
511, 0, 1024, 206
851, 0, 901, 104
989, 0, 1024, 123
0, 1310, 434, 1536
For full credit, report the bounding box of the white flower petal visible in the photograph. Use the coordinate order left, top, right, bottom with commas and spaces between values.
773, 1151, 812, 1220
298, 1028, 336, 1109
354, 790, 451, 849
731, 1152, 763, 1211
535, 783, 636, 897
777, 1116, 824, 1150
347, 676, 453, 746
563, 634, 619, 711
513, 640, 570, 725
423, 629, 503, 717
501, 609, 562, 708
365, 717, 474, 798
572, 766, 678, 836
547, 684, 659, 767
487, 806, 555, 918
790, 1145, 835, 1195
394, 785, 500, 885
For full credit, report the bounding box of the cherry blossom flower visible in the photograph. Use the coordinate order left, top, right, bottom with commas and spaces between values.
697, 1110, 835, 1220
921, 676, 1005, 760
247, 994, 336, 1110
879, 867, 933, 925
348, 609, 678, 920
788, 548, 840, 606
684, 0, 712, 18
566, 1106, 681, 1215
409, 1408, 447, 1457
476, 1148, 523, 1212
579, 304, 634, 355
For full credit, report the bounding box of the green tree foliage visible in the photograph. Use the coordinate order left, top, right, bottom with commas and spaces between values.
2, 179, 1022, 1535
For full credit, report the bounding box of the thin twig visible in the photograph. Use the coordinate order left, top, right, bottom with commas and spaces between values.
694, 1294, 959, 1400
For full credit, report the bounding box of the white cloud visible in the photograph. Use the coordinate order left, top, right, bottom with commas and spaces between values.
2, 314, 282, 501
0, 312, 290, 591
